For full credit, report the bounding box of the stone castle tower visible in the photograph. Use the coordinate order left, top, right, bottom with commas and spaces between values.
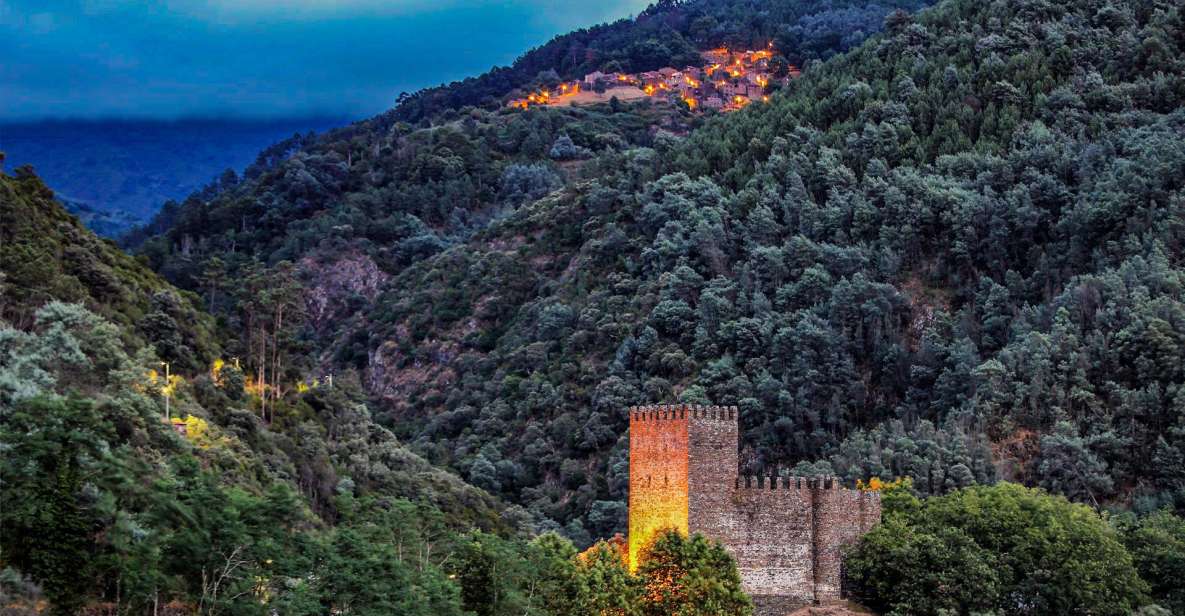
628, 404, 881, 615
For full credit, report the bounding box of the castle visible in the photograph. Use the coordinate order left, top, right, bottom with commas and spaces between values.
627, 404, 881, 615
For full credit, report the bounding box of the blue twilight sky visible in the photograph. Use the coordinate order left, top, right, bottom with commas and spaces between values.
0, 0, 652, 121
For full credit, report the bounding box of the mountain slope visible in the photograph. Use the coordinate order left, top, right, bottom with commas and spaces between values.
1, 166, 219, 371
391, 0, 930, 122
0, 167, 508, 612
134, 0, 1185, 542
349, 0, 1185, 532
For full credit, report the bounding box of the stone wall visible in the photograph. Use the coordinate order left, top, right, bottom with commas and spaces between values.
687, 405, 740, 547
627, 404, 882, 615
719, 477, 817, 609
628, 406, 691, 569
811, 479, 882, 601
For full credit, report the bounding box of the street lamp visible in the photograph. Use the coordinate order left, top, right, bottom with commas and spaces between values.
159, 361, 170, 419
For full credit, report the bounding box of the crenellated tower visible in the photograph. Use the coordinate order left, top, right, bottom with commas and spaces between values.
626, 403, 881, 615
627, 404, 738, 569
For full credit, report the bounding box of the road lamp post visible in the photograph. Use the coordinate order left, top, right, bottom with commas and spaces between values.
160, 361, 170, 419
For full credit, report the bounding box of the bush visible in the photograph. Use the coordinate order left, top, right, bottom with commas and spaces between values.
1117, 510, 1185, 614
846, 483, 1149, 616
499, 163, 563, 205
636, 530, 752, 616
549, 133, 592, 160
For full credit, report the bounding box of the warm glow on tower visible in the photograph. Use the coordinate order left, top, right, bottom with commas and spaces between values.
628, 407, 690, 571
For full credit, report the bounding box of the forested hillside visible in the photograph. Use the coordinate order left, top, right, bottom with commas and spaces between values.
123, 0, 951, 545
0, 169, 509, 613
6, 0, 1185, 613
1, 164, 218, 369
1, 174, 768, 616
134, 0, 1185, 543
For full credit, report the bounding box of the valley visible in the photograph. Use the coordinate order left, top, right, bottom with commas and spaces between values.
0, 117, 343, 236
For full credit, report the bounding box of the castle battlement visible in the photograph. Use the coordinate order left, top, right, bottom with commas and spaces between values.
629, 403, 737, 421
627, 402, 881, 616
734, 475, 847, 491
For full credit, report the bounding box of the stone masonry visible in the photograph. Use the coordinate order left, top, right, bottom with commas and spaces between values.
627, 404, 881, 616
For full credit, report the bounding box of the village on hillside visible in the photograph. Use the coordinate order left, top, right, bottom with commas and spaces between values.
509, 45, 801, 113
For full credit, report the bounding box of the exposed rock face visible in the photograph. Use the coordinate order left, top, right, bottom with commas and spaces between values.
299, 252, 388, 332
366, 331, 459, 403
628, 404, 882, 616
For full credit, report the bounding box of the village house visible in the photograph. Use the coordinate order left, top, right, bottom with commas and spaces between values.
509, 43, 795, 113
720, 81, 743, 97
640, 70, 663, 85
727, 95, 751, 109
702, 48, 730, 64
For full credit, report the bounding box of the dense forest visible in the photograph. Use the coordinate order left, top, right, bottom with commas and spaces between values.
3, 166, 764, 614
134, 0, 1185, 532
5, 0, 1185, 612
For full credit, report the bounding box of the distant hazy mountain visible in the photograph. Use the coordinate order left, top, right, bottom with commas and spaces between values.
0, 117, 344, 235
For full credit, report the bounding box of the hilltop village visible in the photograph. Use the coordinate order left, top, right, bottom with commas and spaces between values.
509, 46, 799, 112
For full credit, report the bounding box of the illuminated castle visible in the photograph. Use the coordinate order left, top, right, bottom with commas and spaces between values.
627, 404, 881, 615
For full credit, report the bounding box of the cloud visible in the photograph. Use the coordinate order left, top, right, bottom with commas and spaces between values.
0, 0, 650, 120
152, 0, 460, 24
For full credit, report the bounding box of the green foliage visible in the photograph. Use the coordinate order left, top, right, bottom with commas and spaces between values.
846, 483, 1150, 615
0, 169, 218, 362
0, 396, 113, 615
577, 541, 642, 616
636, 530, 752, 616
0, 297, 506, 612
448, 530, 744, 616
1116, 510, 1185, 614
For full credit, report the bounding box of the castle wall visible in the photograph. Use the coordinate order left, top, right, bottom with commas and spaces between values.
685, 407, 817, 609
813, 482, 883, 601
720, 477, 817, 611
